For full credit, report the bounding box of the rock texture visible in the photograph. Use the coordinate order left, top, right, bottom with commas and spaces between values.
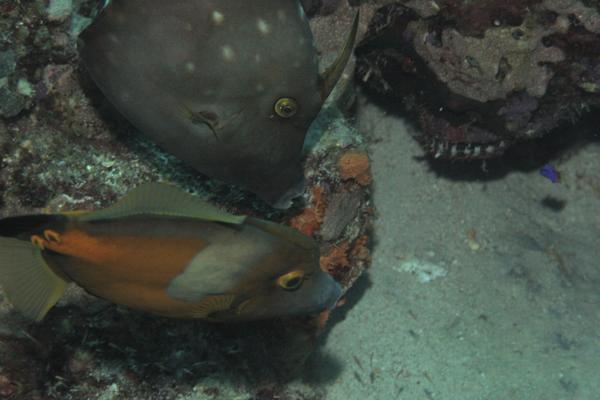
354, 0, 600, 159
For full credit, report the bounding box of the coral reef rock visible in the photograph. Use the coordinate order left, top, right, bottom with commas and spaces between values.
355, 0, 600, 159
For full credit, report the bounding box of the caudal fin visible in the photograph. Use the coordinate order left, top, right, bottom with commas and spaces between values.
0, 237, 68, 321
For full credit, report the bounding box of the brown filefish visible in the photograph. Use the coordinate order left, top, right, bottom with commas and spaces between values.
79, 1, 359, 207
0, 183, 341, 322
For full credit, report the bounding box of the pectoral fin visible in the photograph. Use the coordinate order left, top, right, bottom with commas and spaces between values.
189, 294, 236, 318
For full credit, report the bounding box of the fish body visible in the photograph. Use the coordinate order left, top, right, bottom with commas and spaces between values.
0, 183, 341, 321
79, 1, 358, 207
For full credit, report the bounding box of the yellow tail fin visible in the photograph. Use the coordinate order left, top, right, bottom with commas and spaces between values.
0, 237, 68, 321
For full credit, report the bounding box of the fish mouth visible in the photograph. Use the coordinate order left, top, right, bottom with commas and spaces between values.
315, 275, 342, 313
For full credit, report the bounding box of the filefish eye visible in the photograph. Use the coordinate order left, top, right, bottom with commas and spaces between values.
274, 97, 298, 118
277, 270, 305, 291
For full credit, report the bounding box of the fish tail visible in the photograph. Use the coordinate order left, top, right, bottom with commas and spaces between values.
0, 214, 69, 321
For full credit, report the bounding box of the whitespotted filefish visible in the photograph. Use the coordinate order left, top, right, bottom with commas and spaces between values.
0, 183, 341, 322
79, 1, 358, 207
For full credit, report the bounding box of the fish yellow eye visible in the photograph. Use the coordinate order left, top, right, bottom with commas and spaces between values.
274, 97, 298, 118
277, 270, 305, 291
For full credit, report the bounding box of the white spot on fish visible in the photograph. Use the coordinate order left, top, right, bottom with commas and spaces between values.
184, 61, 195, 73
277, 10, 287, 22
222, 46, 235, 61
256, 83, 265, 92
108, 34, 119, 44
292, 61, 301, 68
212, 10, 225, 25
299, 37, 306, 45
255, 54, 262, 64
257, 19, 270, 35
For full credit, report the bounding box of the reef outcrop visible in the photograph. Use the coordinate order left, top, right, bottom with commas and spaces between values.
354, 0, 600, 159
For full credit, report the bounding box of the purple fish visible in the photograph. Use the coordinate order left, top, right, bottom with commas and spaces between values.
540, 164, 560, 183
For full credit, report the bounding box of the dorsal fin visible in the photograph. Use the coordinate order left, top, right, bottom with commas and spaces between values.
245, 217, 317, 250
319, 10, 360, 101
80, 182, 245, 224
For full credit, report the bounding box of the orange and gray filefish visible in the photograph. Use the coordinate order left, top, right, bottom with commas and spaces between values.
78, 0, 359, 208
0, 183, 341, 322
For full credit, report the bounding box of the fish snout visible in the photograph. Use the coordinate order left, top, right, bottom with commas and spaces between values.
315, 273, 342, 312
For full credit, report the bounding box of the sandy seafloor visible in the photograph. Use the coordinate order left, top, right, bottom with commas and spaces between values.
303, 95, 600, 400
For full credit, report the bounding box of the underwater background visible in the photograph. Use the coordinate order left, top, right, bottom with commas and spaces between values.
1, 0, 599, 399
